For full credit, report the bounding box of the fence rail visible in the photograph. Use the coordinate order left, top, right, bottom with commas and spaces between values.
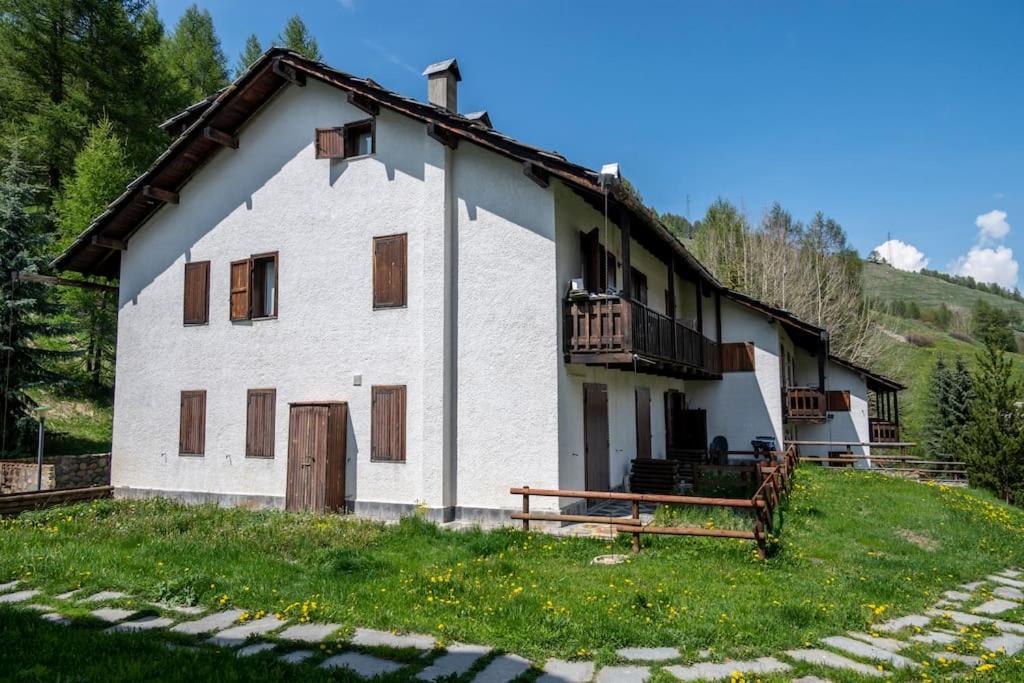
0, 485, 113, 517
511, 446, 797, 558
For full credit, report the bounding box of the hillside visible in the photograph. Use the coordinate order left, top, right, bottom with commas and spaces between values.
864, 261, 1024, 316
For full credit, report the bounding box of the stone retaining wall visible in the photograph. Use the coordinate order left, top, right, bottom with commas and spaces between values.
0, 453, 110, 494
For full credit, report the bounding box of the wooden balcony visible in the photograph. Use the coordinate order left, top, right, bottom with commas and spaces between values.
870, 419, 900, 443
565, 295, 721, 379
784, 387, 826, 422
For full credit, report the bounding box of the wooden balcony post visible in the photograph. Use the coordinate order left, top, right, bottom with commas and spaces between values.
893, 391, 900, 430
631, 500, 641, 553
522, 486, 530, 531
714, 289, 722, 373
817, 331, 828, 393
620, 213, 632, 297
696, 280, 704, 367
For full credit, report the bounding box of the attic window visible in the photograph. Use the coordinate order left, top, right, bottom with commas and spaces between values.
315, 120, 375, 160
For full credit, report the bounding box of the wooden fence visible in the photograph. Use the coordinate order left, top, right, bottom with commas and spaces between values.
0, 485, 113, 517
798, 453, 968, 485
510, 446, 797, 558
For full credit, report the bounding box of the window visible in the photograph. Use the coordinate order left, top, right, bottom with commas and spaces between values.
607, 252, 617, 290
230, 252, 278, 321
580, 228, 607, 293
314, 120, 375, 160
371, 385, 406, 462
179, 390, 207, 456
183, 261, 210, 325
630, 267, 648, 305
246, 389, 276, 458
373, 234, 407, 308
635, 387, 651, 459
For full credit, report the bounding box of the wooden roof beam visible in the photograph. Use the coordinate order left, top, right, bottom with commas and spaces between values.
143, 186, 179, 204
91, 236, 126, 251
426, 122, 458, 149
203, 126, 238, 149
347, 91, 380, 116
273, 57, 306, 87
522, 161, 549, 188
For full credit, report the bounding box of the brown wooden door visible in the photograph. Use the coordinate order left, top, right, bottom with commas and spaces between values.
635, 387, 652, 459
584, 383, 610, 492
286, 405, 329, 511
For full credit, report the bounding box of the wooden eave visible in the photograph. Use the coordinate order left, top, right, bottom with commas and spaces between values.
829, 354, 905, 392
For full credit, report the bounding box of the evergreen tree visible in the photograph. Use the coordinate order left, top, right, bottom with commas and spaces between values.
960, 341, 1024, 504
660, 212, 692, 241
55, 120, 133, 388
275, 15, 322, 61
0, 145, 68, 454
235, 34, 264, 78
923, 356, 951, 455
972, 299, 1018, 352
158, 4, 230, 103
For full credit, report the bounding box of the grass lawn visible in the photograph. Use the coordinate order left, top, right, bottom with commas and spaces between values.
3, 467, 1024, 677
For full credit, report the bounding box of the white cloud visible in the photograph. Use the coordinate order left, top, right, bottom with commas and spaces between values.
976, 209, 1010, 241
953, 245, 1020, 288
361, 38, 419, 75
872, 239, 929, 272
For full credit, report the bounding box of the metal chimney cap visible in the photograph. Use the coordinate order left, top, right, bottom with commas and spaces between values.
422, 58, 462, 81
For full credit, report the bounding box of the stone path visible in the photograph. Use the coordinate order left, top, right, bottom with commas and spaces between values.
1, 567, 1022, 681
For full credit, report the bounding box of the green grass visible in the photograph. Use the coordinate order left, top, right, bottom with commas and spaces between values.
863, 262, 1024, 316
16, 390, 113, 457
3, 467, 1024, 676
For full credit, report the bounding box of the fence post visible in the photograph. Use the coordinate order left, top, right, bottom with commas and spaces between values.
522, 487, 530, 532
631, 499, 641, 553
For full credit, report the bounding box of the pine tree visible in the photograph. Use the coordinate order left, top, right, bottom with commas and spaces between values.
960, 341, 1024, 504
275, 15, 322, 61
158, 4, 230, 103
55, 120, 133, 388
923, 356, 951, 455
235, 34, 264, 78
0, 145, 68, 454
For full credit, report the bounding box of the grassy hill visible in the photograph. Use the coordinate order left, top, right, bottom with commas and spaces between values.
864, 261, 1024, 316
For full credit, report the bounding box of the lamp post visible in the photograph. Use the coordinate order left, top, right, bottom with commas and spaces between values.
33, 405, 50, 491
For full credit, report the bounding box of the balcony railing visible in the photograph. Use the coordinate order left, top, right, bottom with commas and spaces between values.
565, 295, 720, 377
870, 419, 900, 443
784, 387, 826, 421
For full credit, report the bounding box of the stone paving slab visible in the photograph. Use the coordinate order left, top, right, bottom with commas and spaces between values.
472, 654, 531, 682
54, 589, 80, 600
417, 643, 492, 681
24, 604, 51, 612
973, 598, 1019, 615
983, 633, 1024, 656
925, 608, 1024, 634
960, 581, 986, 591
989, 575, 1024, 589
237, 642, 276, 657
208, 614, 286, 647
170, 609, 244, 635
81, 591, 127, 602
932, 652, 982, 666
351, 627, 436, 650
278, 649, 315, 664
151, 602, 206, 615
537, 658, 595, 683
666, 657, 791, 681
616, 646, 680, 661
0, 580, 19, 592
792, 678, 832, 683
0, 589, 40, 604
90, 608, 137, 623
595, 666, 649, 683
783, 649, 884, 678
1001, 570, 1022, 578
846, 632, 908, 652
942, 590, 972, 601
107, 616, 175, 633
820, 636, 917, 669
41, 612, 70, 626
277, 623, 342, 642
993, 585, 1024, 601
875, 614, 931, 633
320, 652, 404, 677
910, 631, 958, 645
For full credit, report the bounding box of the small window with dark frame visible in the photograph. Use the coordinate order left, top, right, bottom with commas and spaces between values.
245, 388, 276, 458
183, 261, 210, 325
630, 267, 648, 305
371, 385, 406, 462
179, 390, 207, 456
314, 120, 375, 160
230, 253, 278, 321
373, 234, 407, 309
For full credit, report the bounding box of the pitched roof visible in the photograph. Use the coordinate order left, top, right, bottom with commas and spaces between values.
52, 48, 721, 287
828, 354, 906, 392
422, 58, 461, 80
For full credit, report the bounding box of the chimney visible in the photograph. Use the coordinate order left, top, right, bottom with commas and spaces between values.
423, 58, 461, 112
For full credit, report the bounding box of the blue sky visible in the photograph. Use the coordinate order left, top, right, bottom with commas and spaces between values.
156, 0, 1024, 289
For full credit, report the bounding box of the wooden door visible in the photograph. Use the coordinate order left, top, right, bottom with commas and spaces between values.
584, 383, 610, 492
635, 387, 651, 459
286, 405, 329, 511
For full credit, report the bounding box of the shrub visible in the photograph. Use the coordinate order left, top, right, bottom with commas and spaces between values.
905, 332, 935, 347
950, 331, 974, 344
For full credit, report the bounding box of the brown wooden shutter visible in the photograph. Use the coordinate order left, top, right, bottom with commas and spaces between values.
827, 390, 851, 412
721, 342, 756, 372
230, 259, 251, 321
183, 261, 210, 325
371, 385, 406, 462
315, 127, 344, 159
179, 390, 206, 455
372, 234, 407, 308
246, 389, 276, 457
635, 387, 651, 459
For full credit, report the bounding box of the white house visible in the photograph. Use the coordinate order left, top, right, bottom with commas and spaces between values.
53, 49, 904, 522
